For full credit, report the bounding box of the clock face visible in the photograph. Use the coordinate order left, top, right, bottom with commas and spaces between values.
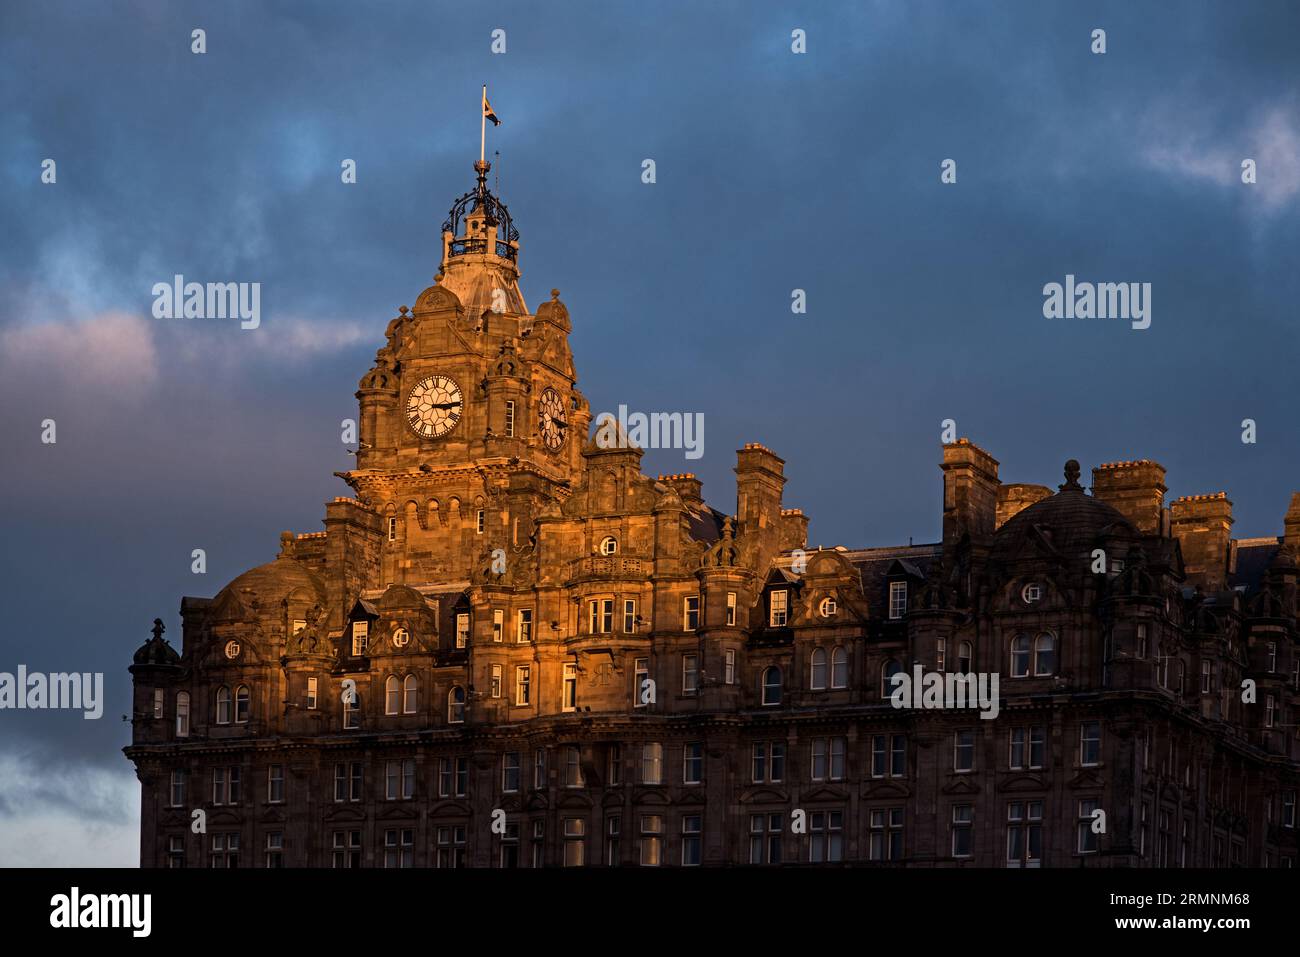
538, 387, 567, 451
406, 375, 462, 439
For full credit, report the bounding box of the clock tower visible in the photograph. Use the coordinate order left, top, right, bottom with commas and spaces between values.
343, 158, 591, 585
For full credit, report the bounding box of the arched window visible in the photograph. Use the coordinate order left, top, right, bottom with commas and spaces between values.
761, 667, 782, 706
403, 674, 417, 714
958, 640, 973, 673
448, 686, 466, 723
810, 648, 827, 690
1034, 633, 1056, 676
385, 675, 400, 715
215, 685, 231, 725
1011, 635, 1031, 677
881, 659, 903, 699
176, 692, 190, 737
234, 685, 250, 723
831, 646, 848, 689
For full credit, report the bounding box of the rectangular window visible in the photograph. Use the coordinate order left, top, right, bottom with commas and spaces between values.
633, 657, 649, 708
517, 608, 532, 643
264, 831, 283, 869
891, 734, 906, 776
951, 805, 974, 857
515, 666, 531, 705
1137, 624, 1148, 659
681, 815, 702, 866
606, 816, 621, 866
505, 399, 515, 437
348, 762, 362, 802
212, 767, 226, 805
1009, 727, 1026, 770
306, 676, 318, 710
267, 764, 284, 804
869, 807, 905, 861
640, 815, 663, 866
492, 609, 503, 642
889, 581, 908, 619
682, 654, 698, 695
1078, 799, 1100, 853
936, 638, 947, 672
153, 689, 164, 720
502, 752, 521, 793
386, 761, 400, 800
561, 662, 578, 712
532, 821, 546, 868
1282, 791, 1296, 828
383, 828, 414, 869
476, 509, 485, 534
809, 810, 843, 863
589, 598, 613, 634
490, 663, 502, 698
456, 613, 470, 649
498, 823, 520, 868
210, 832, 241, 868
167, 835, 185, 868
953, 729, 975, 772
1201, 661, 1211, 693
1029, 725, 1045, 769
1267, 641, 1277, 672
606, 745, 622, 787
751, 741, 785, 783
726, 592, 737, 626
641, 742, 663, 785
1006, 801, 1043, 868
534, 748, 546, 789
1080, 721, 1101, 766
683, 742, 703, 785
748, 813, 782, 865
343, 694, 359, 729
351, 620, 369, 656
623, 599, 636, 633
436, 825, 467, 868
169, 770, 185, 808
563, 818, 586, 867
725, 649, 736, 685
438, 757, 467, 798
769, 589, 788, 627
683, 596, 700, 631
387, 516, 397, 542
565, 746, 583, 788
331, 830, 361, 869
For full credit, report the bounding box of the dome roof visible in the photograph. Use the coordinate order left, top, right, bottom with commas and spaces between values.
993, 460, 1135, 558
218, 554, 326, 609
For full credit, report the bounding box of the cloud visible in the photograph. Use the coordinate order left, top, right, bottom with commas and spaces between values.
0, 311, 159, 399
1139, 100, 1300, 211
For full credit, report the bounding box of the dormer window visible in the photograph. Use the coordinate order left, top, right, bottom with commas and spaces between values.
888, 582, 908, 619
455, 613, 470, 649
599, 536, 618, 556
351, 621, 369, 656
1021, 583, 1042, 604
769, 589, 789, 627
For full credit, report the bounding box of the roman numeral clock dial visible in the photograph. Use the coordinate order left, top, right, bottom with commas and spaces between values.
539, 387, 568, 451
406, 375, 462, 439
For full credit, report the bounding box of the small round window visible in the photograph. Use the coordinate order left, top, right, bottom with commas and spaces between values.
392, 628, 410, 648
819, 597, 837, 618
599, 536, 618, 556
1021, 583, 1042, 604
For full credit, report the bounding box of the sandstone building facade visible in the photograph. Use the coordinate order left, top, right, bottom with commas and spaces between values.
126, 162, 1300, 867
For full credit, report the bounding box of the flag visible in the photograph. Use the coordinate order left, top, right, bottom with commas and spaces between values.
483, 89, 501, 127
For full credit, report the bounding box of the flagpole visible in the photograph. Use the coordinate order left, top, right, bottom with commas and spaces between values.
480, 84, 487, 164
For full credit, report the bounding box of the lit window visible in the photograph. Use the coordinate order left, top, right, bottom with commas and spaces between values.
640, 815, 663, 866
769, 589, 788, 627
599, 536, 618, 555
563, 663, 578, 712
641, 743, 663, 785
889, 581, 908, 619
563, 818, 586, 866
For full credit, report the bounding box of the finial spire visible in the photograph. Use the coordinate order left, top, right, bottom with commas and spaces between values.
1060, 459, 1082, 491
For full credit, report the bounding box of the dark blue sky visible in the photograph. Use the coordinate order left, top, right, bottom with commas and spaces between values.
2, 0, 1298, 863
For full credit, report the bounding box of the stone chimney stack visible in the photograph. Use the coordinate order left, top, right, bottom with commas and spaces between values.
1091, 460, 1167, 535
996, 483, 1052, 528
658, 473, 703, 511
735, 444, 786, 534
942, 439, 1000, 543
1284, 493, 1300, 550
1170, 493, 1234, 590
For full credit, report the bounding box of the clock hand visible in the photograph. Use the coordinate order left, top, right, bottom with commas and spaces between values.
429, 402, 461, 410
